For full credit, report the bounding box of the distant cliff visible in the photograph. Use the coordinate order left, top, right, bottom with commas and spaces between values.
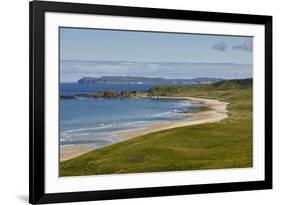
78, 76, 222, 85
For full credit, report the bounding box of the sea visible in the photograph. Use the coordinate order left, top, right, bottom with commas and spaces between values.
60, 83, 197, 148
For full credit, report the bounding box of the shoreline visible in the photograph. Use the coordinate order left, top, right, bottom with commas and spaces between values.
60, 144, 96, 161
60, 96, 229, 161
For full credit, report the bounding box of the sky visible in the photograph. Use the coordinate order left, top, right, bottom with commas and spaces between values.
60, 27, 253, 82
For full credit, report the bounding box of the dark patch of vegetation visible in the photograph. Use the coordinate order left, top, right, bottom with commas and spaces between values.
127, 156, 144, 163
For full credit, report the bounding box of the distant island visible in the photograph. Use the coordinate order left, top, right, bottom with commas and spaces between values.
77, 76, 222, 85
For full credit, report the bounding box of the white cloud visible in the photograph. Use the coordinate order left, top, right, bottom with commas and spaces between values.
212, 42, 227, 51
232, 38, 253, 52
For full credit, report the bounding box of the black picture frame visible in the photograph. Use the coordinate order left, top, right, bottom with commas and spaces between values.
29, 0, 272, 204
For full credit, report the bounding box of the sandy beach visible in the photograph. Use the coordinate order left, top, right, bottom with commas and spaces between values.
60, 144, 96, 161
60, 96, 229, 161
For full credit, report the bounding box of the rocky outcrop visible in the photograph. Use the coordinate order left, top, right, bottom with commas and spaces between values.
60, 89, 137, 100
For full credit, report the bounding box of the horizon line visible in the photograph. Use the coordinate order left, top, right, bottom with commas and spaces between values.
60, 59, 252, 65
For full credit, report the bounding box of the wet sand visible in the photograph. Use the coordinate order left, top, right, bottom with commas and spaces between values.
60, 96, 229, 161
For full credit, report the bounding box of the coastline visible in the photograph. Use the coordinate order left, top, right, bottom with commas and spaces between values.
60, 96, 229, 161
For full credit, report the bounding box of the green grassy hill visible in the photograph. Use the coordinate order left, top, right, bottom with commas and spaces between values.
60, 78, 253, 176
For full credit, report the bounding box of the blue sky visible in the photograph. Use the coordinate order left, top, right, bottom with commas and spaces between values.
60, 27, 253, 82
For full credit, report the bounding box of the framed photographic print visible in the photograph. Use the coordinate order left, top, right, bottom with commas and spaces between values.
29, 0, 272, 204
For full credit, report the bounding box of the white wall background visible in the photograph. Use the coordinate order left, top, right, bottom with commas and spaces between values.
0, 0, 279, 204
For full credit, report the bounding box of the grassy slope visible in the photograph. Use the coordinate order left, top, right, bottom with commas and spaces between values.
60, 79, 253, 176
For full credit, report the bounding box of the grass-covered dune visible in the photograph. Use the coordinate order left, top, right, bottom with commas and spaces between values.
60, 78, 253, 176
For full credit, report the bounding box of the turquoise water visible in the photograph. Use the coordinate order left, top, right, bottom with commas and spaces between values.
60, 83, 195, 148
